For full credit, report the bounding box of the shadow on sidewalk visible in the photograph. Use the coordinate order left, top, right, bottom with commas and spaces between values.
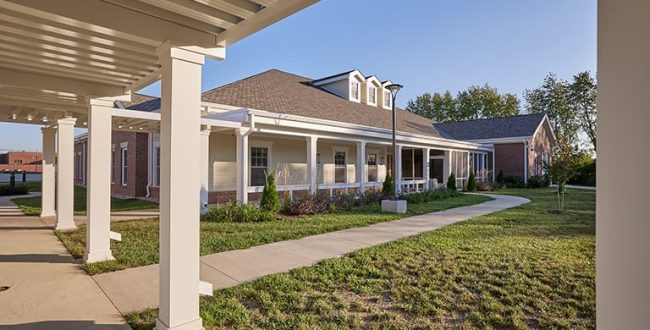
0, 254, 74, 263
0, 321, 130, 330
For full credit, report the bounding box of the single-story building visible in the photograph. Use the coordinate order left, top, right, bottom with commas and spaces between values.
74, 69, 554, 202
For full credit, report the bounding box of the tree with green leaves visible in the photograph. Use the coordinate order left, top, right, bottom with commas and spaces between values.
260, 171, 280, 213
406, 84, 520, 122
447, 173, 457, 191
382, 173, 395, 197
544, 143, 580, 212
569, 71, 597, 151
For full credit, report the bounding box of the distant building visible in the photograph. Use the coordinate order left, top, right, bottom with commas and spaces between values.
0, 151, 42, 173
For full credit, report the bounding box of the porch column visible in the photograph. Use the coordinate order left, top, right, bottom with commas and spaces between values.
55, 117, 77, 230
84, 99, 114, 263
395, 144, 402, 193
235, 129, 249, 204
200, 127, 210, 214
40, 127, 56, 217
443, 150, 452, 186
423, 148, 430, 191
306, 136, 318, 194
156, 45, 204, 330
356, 141, 366, 193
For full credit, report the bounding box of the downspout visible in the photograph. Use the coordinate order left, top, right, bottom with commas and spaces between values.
523, 139, 530, 185
145, 132, 153, 198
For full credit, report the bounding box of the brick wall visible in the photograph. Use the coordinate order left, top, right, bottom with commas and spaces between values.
0, 151, 43, 173
494, 143, 525, 179
528, 124, 554, 177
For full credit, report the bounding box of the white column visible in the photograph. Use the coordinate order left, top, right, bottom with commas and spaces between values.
356, 141, 366, 193
443, 150, 452, 186
235, 130, 249, 204
55, 117, 77, 230
306, 136, 318, 194
41, 127, 56, 217
200, 128, 210, 214
423, 148, 430, 191
84, 99, 114, 263
156, 46, 204, 330
395, 145, 402, 193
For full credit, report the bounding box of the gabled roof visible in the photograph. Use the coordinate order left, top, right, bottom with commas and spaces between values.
433, 113, 549, 141
116, 93, 157, 110
201, 69, 443, 138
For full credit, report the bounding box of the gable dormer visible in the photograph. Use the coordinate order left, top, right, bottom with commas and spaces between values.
364, 76, 381, 106
312, 70, 365, 103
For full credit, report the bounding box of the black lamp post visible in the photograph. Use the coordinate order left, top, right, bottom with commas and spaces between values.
385, 83, 403, 199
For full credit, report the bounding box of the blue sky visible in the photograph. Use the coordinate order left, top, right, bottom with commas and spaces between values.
0, 0, 596, 152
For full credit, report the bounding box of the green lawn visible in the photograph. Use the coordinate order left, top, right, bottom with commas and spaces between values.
11, 184, 158, 216
55, 193, 491, 275
126, 188, 595, 330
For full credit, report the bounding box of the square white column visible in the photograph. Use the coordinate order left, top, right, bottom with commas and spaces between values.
41, 127, 56, 217
423, 148, 430, 191
395, 145, 402, 194
306, 136, 318, 194
55, 117, 77, 230
200, 128, 211, 214
443, 150, 452, 186
356, 141, 366, 193
84, 98, 115, 263
156, 45, 205, 330
235, 129, 249, 204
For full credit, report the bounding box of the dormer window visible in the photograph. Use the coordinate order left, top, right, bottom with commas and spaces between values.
384, 90, 391, 108
368, 86, 377, 105
351, 80, 360, 101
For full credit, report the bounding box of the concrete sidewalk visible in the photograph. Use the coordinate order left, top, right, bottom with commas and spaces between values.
0, 194, 33, 217
94, 193, 529, 314
0, 216, 130, 329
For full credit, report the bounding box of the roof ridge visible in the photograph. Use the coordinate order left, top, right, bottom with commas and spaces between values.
436, 112, 546, 124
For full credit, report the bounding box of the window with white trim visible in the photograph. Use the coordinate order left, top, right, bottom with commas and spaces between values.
120, 147, 128, 186
351, 80, 360, 101
250, 147, 268, 187
334, 151, 346, 183
384, 90, 391, 108
368, 86, 377, 104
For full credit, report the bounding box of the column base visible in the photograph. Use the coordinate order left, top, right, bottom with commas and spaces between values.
155, 317, 203, 330
84, 250, 115, 264
55, 222, 77, 231
40, 211, 56, 218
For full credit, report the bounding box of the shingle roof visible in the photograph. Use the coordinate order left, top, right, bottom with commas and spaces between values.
201, 69, 443, 137
433, 113, 547, 141
116, 93, 156, 109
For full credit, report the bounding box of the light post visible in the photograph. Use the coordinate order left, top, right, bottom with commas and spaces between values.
385, 83, 403, 199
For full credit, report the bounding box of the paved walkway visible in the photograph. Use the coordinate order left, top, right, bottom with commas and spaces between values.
550, 184, 597, 191
0, 194, 34, 217
94, 193, 529, 314
0, 216, 130, 329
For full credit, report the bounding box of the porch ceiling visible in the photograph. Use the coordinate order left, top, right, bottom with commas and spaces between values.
0, 0, 318, 125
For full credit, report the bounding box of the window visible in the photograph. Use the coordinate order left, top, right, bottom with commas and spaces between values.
384, 90, 391, 108
111, 146, 115, 184
351, 80, 360, 100
368, 86, 377, 104
367, 154, 378, 182
155, 147, 161, 187
120, 147, 128, 186
14, 159, 22, 165
250, 147, 268, 186
334, 151, 346, 183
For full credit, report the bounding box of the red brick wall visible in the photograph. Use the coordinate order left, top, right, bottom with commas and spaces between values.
494, 143, 525, 179
528, 124, 554, 177
0, 151, 43, 173
73, 142, 87, 186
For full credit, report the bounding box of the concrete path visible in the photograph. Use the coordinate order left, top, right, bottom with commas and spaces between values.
94, 193, 529, 314
0, 216, 130, 329
0, 194, 34, 217
550, 184, 597, 191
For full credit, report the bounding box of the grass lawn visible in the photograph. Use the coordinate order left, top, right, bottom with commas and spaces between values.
126, 188, 595, 330
11, 183, 158, 216
55, 193, 491, 275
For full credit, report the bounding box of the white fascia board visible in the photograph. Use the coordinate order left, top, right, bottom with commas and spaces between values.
311, 69, 364, 87
468, 136, 533, 144
533, 114, 557, 146
110, 107, 241, 129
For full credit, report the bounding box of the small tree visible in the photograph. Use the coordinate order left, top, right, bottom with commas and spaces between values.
260, 171, 280, 213
545, 144, 579, 212
382, 173, 395, 198
466, 171, 477, 192
447, 173, 457, 191
496, 170, 505, 188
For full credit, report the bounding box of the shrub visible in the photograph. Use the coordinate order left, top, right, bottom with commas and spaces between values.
527, 174, 550, 188
403, 190, 461, 204
477, 181, 493, 191
504, 176, 526, 188
466, 171, 477, 192
382, 174, 395, 197
202, 202, 276, 223
281, 193, 333, 216
362, 189, 385, 205
447, 173, 457, 191
569, 155, 596, 186
0, 184, 29, 196
496, 170, 505, 188
259, 171, 280, 213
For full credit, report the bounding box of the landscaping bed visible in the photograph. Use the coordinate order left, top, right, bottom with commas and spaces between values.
55, 192, 491, 275
126, 188, 595, 329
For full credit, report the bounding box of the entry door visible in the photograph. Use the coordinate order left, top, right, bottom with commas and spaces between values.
430, 159, 443, 183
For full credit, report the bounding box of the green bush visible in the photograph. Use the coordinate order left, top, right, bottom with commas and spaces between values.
382, 174, 395, 197
404, 190, 461, 204
569, 155, 596, 186
528, 174, 550, 188
259, 171, 280, 213
477, 181, 493, 191
496, 170, 505, 188
447, 173, 457, 191
504, 176, 526, 188
466, 171, 477, 192
202, 202, 276, 223
0, 184, 29, 196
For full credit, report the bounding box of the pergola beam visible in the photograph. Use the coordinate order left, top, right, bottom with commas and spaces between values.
0, 68, 125, 96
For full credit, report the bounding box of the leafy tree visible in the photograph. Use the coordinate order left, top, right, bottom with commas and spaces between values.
406, 84, 520, 122
569, 71, 597, 151
466, 171, 477, 192
382, 173, 395, 197
544, 143, 580, 212
447, 173, 457, 191
260, 171, 280, 213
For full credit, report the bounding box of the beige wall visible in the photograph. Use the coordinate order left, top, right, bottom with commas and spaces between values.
597, 0, 650, 328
